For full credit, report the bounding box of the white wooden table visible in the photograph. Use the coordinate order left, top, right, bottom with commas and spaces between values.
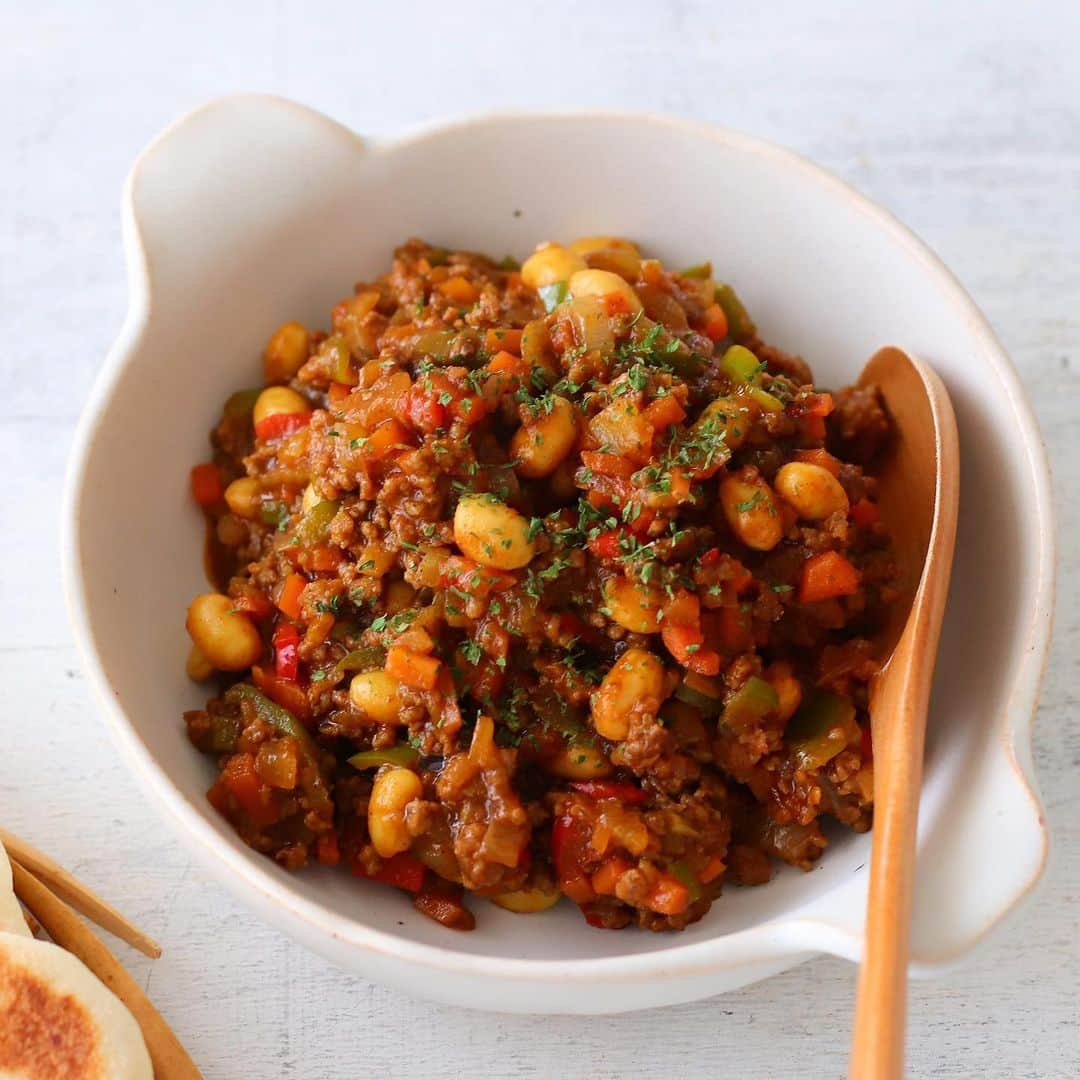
2, 2, 1077, 1076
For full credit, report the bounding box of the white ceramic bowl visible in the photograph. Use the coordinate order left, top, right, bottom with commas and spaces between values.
64, 97, 1054, 1014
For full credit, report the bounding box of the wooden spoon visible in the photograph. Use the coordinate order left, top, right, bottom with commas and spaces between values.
849, 347, 960, 1079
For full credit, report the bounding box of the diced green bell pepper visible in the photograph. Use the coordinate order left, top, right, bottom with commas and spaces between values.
678, 262, 713, 280
223, 388, 261, 424
347, 745, 421, 770
786, 690, 859, 769
714, 283, 756, 343
291, 499, 339, 549
224, 684, 317, 758
668, 859, 704, 902
674, 673, 724, 716
721, 676, 779, 733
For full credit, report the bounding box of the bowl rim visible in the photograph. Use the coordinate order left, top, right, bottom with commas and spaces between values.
62, 94, 1055, 984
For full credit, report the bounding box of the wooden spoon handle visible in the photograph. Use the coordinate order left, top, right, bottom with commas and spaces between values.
849, 642, 929, 1080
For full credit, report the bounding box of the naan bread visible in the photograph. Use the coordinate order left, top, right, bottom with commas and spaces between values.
0, 932, 152, 1079
0, 844, 30, 938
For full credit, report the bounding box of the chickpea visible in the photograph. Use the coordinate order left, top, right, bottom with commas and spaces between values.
224, 477, 261, 519
510, 396, 578, 478
185, 643, 214, 682
568, 236, 640, 258
766, 661, 803, 723
774, 462, 850, 521
253, 386, 310, 427
263, 321, 310, 384
567, 269, 643, 314
696, 395, 755, 451
603, 576, 664, 634
491, 884, 562, 913
568, 236, 641, 281
453, 494, 536, 570
545, 744, 614, 780
592, 648, 667, 741
368, 767, 423, 858
349, 671, 403, 724
520, 243, 588, 290
185, 593, 263, 672
719, 470, 783, 551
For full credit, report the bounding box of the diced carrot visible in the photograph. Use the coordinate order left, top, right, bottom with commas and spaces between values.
802, 415, 827, 442
308, 545, 339, 573
437, 276, 480, 306
805, 392, 834, 417
386, 645, 442, 691
316, 831, 341, 866
714, 605, 754, 653
799, 551, 861, 603
591, 856, 632, 896
663, 589, 700, 626
223, 754, 277, 826
699, 854, 725, 884
327, 382, 351, 404
794, 448, 842, 476
485, 328, 523, 355
667, 468, 692, 502
366, 418, 412, 459
579, 451, 634, 480
486, 349, 528, 375
700, 303, 729, 342
662, 622, 721, 676
850, 498, 880, 527
642, 395, 687, 431
190, 463, 223, 507
251, 665, 311, 721
277, 572, 307, 620
647, 873, 690, 916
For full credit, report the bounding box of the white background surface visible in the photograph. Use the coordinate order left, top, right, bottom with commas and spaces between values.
2, 2, 1078, 1077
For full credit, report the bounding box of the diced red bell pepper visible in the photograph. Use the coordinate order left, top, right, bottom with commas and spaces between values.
552, 814, 596, 904
273, 621, 301, 682
850, 498, 880, 527
403, 384, 448, 433
861, 724, 874, 762
700, 546, 722, 567
570, 781, 647, 804
588, 528, 624, 560
799, 551, 861, 603
231, 585, 273, 620
190, 463, 223, 507
579, 450, 635, 480
600, 292, 634, 316
356, 852, 426, 893
254, 411, 311, 442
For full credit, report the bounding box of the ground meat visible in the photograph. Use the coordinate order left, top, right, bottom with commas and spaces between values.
182, 236, 893, 933
828, 384, 892, 464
